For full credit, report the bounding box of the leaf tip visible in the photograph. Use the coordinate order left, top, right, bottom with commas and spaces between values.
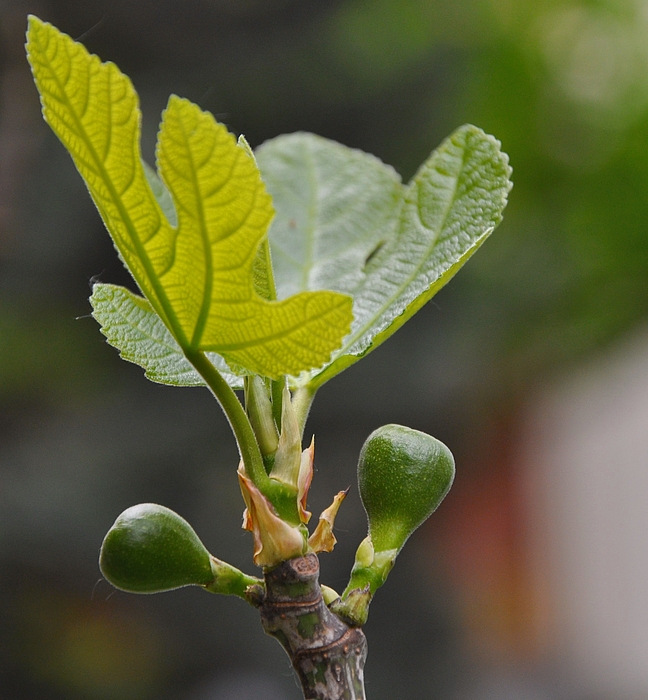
26, 13, 46, 37
25, 14, 46, 63
165, 93, 185, 110
238, 134, 256, 161
25, 15, 65, 63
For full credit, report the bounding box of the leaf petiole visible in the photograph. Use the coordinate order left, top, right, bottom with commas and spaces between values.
292, 384, 317, 437
184, 350, 269, 490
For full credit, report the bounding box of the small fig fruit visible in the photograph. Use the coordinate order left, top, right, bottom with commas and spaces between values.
100, 503, 214, 593
337, 425, 454, 623
358, 424, 455, 552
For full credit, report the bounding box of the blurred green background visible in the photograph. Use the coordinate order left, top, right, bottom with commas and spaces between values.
2, 0, 648, 698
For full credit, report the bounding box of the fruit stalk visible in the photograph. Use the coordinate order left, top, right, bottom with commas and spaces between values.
259, 554, 367, 700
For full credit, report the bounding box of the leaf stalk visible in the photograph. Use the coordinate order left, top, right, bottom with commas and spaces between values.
184, 350, 269, 490
292, 384, 317, 437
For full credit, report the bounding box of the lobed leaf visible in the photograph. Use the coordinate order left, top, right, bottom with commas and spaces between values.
27, 17, 352, 380
257, 128, 512, 388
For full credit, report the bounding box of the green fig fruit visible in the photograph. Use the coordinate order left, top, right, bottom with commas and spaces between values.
335, 425, 455, 625
100, 503, 214, 593
358, 424, 455, 553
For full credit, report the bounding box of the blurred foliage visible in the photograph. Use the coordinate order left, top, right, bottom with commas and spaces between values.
15, 586, 164, 700
0, 297, 111, 400
448, 0, 648, 386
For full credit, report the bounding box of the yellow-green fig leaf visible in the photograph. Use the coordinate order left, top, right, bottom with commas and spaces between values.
26, 17, 352, 380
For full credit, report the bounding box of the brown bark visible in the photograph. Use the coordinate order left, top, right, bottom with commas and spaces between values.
258, 554, 367, 700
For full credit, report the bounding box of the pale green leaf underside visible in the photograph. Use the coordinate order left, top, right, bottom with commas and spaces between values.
256, 128, 512, 388
90, 283, 244, 389
27, 17, 352, 380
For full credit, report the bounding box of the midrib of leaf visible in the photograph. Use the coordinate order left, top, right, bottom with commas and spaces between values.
183, 118, 215, 350
42, 45, 187, 348
255, 238, 278, 301
333, 148, 464, 359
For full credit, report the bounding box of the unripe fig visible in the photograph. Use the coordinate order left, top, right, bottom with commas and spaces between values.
358, 424, 455, 552
100, 503, 213, 593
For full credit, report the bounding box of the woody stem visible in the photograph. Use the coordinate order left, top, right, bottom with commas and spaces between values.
258, 554, 367, 700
